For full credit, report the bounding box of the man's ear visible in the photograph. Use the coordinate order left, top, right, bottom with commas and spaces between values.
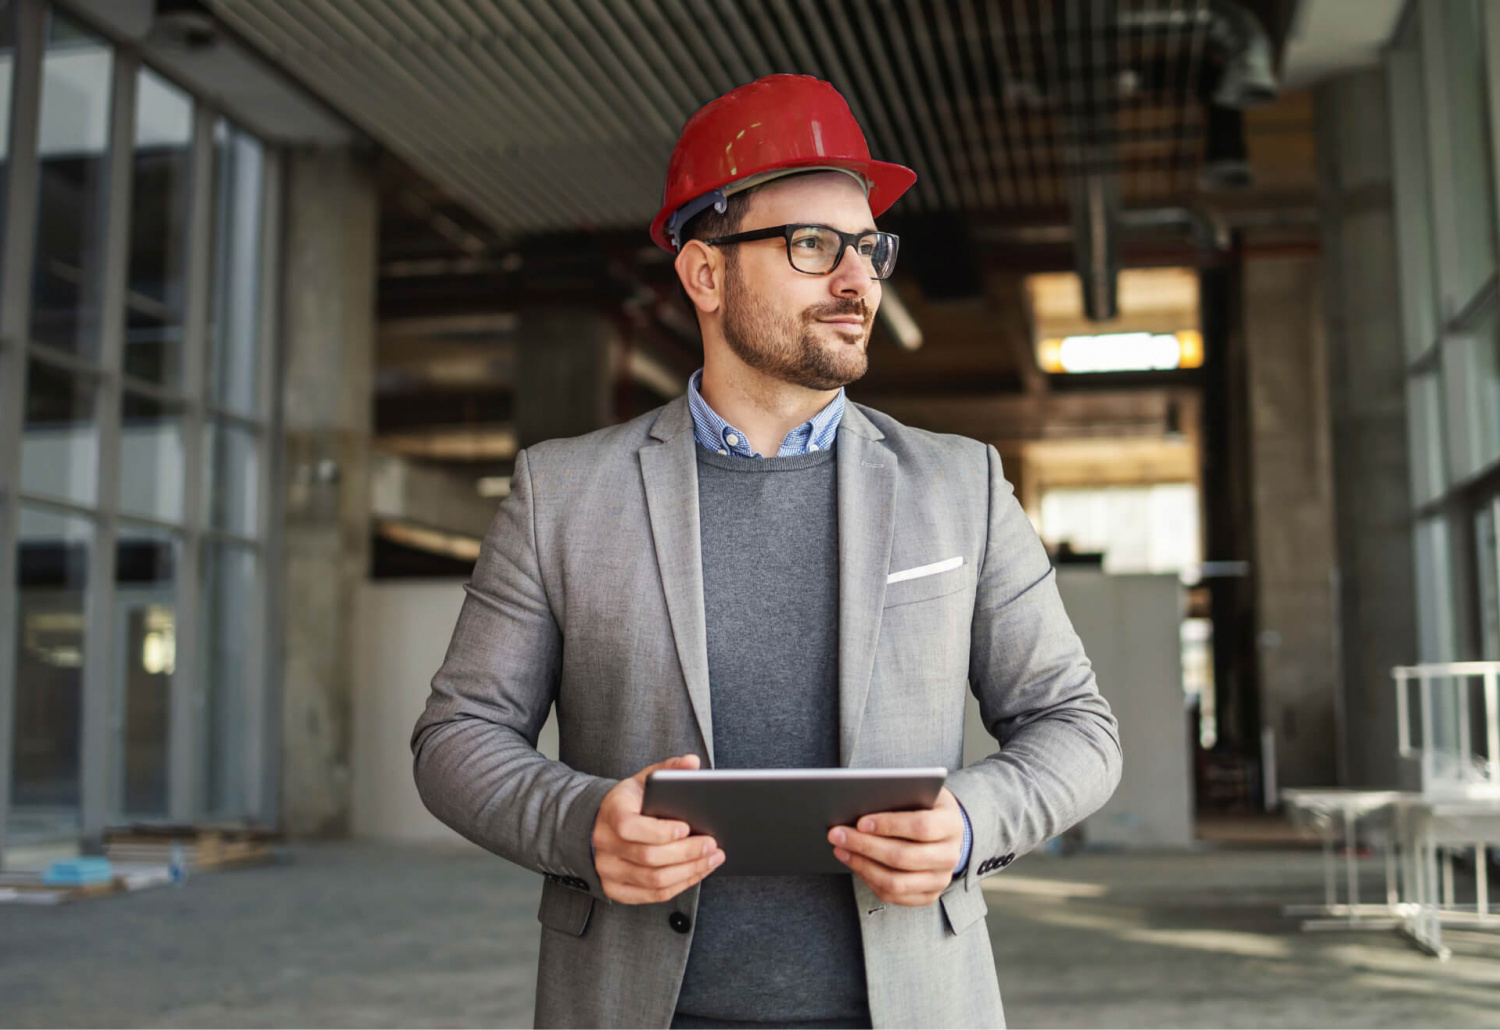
675, 240, 723, 316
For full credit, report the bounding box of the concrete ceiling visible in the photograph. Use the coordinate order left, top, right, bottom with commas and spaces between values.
1279, 0, 1405, 89
206, 0, 1271, 235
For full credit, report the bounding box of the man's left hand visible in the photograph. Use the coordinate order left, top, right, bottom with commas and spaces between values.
827, 787, 965, 906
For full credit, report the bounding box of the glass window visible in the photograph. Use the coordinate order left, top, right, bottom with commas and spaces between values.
1442, 315, 1500, 480
119, 390, 184, 523
113, 523, 177, 819
209, 120, 264, 416
1037, 483, 1201, 574
200, 541, 256, 818
1387, 39, 1442, 360
28, 14, 113, 359
0, 3, 19, 319
1478, 500, 1500, 661
1407, 369, 1447, 506
1415, 515, 1458, 662
125, 68, 194, 389
1467, 310, 1500, 474
1429, 0, 1499, 312
204, 419, 258, 536
21, 357, 98, 505
8, 505, 92, 843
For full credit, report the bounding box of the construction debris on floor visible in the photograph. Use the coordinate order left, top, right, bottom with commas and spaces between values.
0, 825, 282, 905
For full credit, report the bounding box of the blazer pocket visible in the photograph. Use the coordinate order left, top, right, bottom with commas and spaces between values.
939, 882, 988, 935
537, 877, 595, 937
883, 556, 971, 609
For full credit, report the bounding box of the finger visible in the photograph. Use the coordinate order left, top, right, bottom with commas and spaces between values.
854, 808, 954, 843
604, 849, 724, 899
831, 828, 954, 872
612, 811, 693, 845
613, 834, 719, 868
620, 848, 724, 891
835, 849, 947, 905
631, 753, 702, 786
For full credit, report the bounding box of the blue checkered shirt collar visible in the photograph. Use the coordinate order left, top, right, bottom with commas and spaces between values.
686, 368, 845, 458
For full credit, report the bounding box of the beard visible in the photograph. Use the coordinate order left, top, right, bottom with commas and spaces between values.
720, 264, 871, 391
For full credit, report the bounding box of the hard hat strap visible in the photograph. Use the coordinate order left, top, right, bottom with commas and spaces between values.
666, 189, 728, 251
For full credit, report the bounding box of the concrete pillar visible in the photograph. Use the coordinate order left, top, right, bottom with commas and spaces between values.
1242, 254, 1340, 791
1314, 69, 1418, 788
279, 147, 377, 836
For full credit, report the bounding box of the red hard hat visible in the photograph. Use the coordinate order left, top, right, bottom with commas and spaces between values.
650, 74, 918, 253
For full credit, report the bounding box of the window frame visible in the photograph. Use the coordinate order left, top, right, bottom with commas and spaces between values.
0, 0, 285, 857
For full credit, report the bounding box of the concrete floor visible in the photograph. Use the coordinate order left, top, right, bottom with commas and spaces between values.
2, 841, 1498, 1028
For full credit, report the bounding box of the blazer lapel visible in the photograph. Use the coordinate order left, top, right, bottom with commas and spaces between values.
836, 404, 898, 766
639, 397, 715, 766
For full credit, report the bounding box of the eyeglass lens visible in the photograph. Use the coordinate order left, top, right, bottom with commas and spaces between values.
788, 226, 898, 279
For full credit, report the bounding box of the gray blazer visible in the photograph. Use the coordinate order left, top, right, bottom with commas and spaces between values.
412, 395, 1121, 1029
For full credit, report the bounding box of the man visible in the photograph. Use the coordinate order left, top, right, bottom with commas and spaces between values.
412, 74, 1121, 1029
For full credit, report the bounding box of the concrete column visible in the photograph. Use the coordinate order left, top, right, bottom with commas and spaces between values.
1314, 69, 1418, 788
279, 147, 378, 836
1243, 254, 1340, 791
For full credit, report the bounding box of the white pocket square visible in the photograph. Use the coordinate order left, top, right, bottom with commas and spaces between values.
886, 555, 964, 585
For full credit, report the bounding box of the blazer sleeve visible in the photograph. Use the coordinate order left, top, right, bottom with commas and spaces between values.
943, 443, 1123, 892
410, 446, 616, 896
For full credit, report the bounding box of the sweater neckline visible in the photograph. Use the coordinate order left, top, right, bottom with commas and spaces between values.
694, 442, 837, 473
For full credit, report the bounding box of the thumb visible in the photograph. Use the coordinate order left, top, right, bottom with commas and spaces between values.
631, 753, 702, 786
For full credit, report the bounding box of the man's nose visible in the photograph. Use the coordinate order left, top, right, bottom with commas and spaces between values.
831, 245, 871, 297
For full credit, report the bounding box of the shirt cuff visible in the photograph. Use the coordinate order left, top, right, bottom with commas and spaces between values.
954, 800, 973, 875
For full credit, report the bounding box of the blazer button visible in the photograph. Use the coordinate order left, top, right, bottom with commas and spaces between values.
669, 912, 692, 934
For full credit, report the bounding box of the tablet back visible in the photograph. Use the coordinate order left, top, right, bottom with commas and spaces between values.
641, 768, 948, 875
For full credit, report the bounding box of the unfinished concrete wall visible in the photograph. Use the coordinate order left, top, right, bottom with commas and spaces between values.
1243, 255, 1340, 792
1314, 69, 1418, 788
279, 146, 378, 836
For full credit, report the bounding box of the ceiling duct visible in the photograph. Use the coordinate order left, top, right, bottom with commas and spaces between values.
1067, 0, 1274, 319
1200, 105, 1252, 190
1120, 0, 1279, 107
1057, 0, 1122, 322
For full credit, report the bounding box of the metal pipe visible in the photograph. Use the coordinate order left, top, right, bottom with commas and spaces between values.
1117, 0, 1278, 108
972, 204, 1230, 251
1069, 181, 1120, 325
878, 283, 923, 351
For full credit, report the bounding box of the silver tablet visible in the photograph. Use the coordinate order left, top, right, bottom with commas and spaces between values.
641, 767, 949, 875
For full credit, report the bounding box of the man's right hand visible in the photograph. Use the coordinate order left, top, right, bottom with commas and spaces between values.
592, 754, 725, 904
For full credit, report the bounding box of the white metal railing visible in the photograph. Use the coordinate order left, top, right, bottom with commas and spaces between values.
1395, 662, 1500, 799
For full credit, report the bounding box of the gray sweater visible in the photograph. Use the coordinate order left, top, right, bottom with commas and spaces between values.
671, 445, 870, 1029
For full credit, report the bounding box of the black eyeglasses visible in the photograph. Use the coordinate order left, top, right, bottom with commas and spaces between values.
702, 223, 900, 280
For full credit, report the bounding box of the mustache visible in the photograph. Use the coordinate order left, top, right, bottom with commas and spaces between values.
803, 299, 871, 324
